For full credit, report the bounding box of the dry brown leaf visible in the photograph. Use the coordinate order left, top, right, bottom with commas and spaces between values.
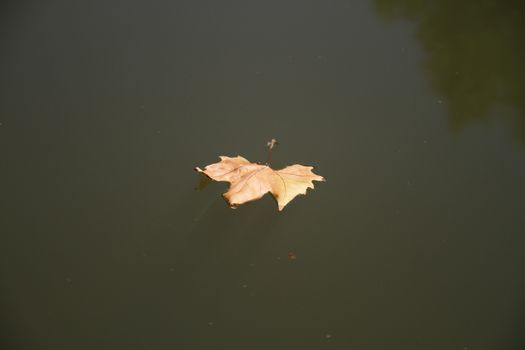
195, 155, 324, 211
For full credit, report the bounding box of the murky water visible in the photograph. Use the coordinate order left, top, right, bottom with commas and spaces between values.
1, 1, 525, 349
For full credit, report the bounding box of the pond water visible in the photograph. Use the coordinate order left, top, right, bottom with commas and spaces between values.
1, 0, 525, 349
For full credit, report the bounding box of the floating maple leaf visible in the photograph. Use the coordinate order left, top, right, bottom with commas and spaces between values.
195, 140, 325, 211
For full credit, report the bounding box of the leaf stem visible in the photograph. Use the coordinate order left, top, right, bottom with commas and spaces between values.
266, 138, 278, 165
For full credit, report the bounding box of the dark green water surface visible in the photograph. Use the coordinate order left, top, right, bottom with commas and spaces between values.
1, 1, 525, 349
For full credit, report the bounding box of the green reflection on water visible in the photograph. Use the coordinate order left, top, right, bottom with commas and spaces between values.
373, 0, 525, 142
